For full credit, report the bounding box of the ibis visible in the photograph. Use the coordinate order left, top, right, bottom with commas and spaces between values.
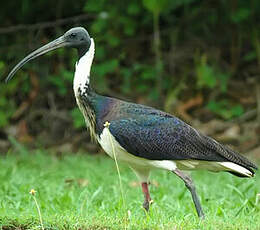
6, 27, 258, 218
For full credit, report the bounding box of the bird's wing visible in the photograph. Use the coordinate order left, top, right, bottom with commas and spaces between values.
108, 111, 257, 171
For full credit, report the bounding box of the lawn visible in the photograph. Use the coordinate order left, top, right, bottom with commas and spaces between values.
0, 142, 259, 230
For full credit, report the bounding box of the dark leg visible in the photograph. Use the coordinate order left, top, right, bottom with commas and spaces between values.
141, 182, 152, 211
173, 169, 205, 218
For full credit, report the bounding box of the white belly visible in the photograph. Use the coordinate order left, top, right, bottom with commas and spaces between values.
97, 127, 253, 178
98, 127, 177, 171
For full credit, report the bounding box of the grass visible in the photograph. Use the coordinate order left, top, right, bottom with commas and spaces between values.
0, 144, 259, 229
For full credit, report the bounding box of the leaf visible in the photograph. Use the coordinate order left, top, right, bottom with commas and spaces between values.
48, 76, 67, 96
62, 70, 73, 81
243, 51, 257, 62
207, 100, 244, 120
140, 67, 156, 80
0, 97, 7, 107
95, 46, 106, 59
127, 2, 141, 15
217, 72, 230, 93
93, 59, 119, 77
0, 111, 8, 127
136, 84, 149, 93
142, 0, 169, 14
231, 8, 251, 23
120, 67, 132, 94
91, 18, 107, 34
108, 35, 120, 47
84, 0, 106, 13
230, 105, 244, 117
196, 54, 230, 91
0, 61, 5, 72
196, 63, 216, 88
70, 108, 85, 129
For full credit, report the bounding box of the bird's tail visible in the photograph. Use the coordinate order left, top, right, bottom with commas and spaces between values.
218, 145, 258, 178
218, 162, 255, 178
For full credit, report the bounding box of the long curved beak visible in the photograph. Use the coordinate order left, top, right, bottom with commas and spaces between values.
5, 36, 67, 82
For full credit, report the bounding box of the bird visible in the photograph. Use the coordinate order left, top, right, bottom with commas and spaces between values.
6, 27, 258, 218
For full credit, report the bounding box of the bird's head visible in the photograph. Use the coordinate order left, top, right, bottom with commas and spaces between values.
63, 27, 91, 52
5, 27, 92, 82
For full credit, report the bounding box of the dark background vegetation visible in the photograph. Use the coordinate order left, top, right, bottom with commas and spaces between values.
0, 0, 259, 158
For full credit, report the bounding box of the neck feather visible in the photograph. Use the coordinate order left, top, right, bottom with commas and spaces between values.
73, 38, 97, 141
73, 38, 95, 96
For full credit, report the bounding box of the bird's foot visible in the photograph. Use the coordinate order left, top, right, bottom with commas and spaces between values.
143, 199, 153, 211
198, 209, 205, 219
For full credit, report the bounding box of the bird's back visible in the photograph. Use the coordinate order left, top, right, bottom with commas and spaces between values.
89, 94, 257, 175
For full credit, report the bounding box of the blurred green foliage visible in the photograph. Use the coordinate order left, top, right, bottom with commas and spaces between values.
70, 108, 85, 129
207, 100, 244, 120
0, 0, 259, 130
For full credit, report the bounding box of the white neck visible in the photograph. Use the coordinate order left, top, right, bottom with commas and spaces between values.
73, 38, 95, 96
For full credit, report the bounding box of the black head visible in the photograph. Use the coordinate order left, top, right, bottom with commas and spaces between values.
5, 27, 91, 82
64, 27, 91, 55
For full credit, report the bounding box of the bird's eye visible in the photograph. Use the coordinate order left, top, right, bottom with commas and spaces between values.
70, 33, 77, 38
